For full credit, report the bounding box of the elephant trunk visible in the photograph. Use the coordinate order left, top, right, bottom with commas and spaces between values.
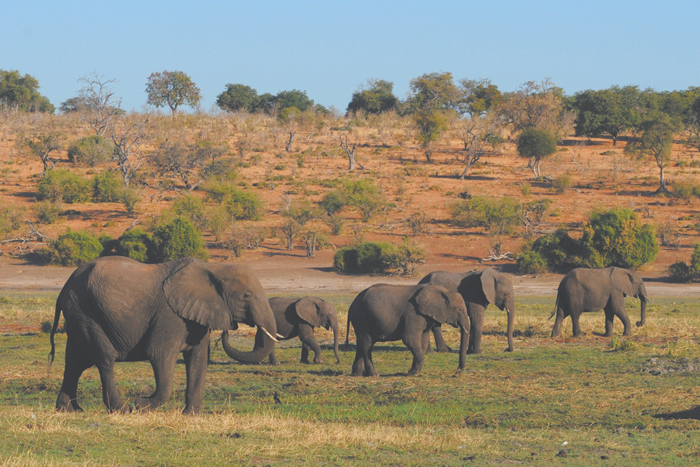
222, 298, 278, 364
458, 325, 468, 370
637, 296, 647, 327
331, 313, 341, 364
505, 296, 515, 352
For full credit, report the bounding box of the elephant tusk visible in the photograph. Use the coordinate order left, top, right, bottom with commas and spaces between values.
260, 326, 279, 343
505, 307, 511, 315
276, 333, 285, 339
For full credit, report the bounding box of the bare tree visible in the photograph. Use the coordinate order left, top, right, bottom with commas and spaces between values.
151, 141, 224, 191
110, 116, 147, 186
339, 134, 363, 171
77, 72, 122, 136
24, 132, 61, 172
456, 114, 502, 179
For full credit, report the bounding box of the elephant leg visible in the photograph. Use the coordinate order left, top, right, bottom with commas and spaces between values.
351, 346, 365, 377
353, 333, 377, 377
604, 306, 615, 337
134, 351, 178, 412
551, 307, 565, 338
300, 344, 310, 364
468, 307, 485, 354
56, 338, 92, 413
298, 325, 323, 364
269, 349, 280, 366
364, 342, 378, 377
571, 313, 583, 337
613, 297, 632, 336
404, 332, 428, 376
96, 359, 128, 413
182, 340, 209, 415
432, 325, 452, 353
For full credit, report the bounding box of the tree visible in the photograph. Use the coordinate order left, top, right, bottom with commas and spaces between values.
0, 69, 54, 113
151, 141, 225, 191
516, 128, 557, 178
216, 83, 259, 113
497, 79, 571, 137
110, 116, 147, 185
25, 132, 62, 172
74, 72, 123, 136
145, 71, 201, 116
625, 114, 683, 193
414, 111, 451, 163
572, 86, 640, 145
275, 89, 314, 113
455, 113, 503, 179
457, 78, 503, 117
346, 79, 398, 115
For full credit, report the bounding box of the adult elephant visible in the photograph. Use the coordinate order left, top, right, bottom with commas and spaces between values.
419, 268, 515, 354
346, 283, 469, 376
550, 266, 648, 338
49, 256, 277, 415
224, 296, 340, 365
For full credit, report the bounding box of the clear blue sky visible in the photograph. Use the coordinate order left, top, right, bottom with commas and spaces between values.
3, 1, 699, 113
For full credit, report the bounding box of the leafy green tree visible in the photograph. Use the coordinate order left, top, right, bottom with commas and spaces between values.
346, 79, 398, 115
451, 196, 522, 236
25, 133, 62, 172
669, 243, 700, 282
0, 69, 54, 113
516, 128, 557, 177
572, 86, 641, 145
497, 79, 569, 137
151, 217, 207, 262
47, 230, 103, 266
414, 111, 451, 163
274, 89, 314, 112
580, 208, 658, 269
145, 70, 201, 116
457, 79, 503, 117
624, 114, 683, 192
216, 84, 259, 113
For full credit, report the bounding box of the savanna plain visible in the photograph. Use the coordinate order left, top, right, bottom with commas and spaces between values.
1, 290, 700, 466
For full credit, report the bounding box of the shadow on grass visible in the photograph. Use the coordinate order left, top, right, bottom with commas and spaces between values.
654, 406, 700, 420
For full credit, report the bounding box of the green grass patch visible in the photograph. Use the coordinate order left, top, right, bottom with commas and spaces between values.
1, 293, 700, 464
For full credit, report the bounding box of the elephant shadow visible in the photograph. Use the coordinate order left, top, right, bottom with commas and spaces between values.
654, 407, 700, 420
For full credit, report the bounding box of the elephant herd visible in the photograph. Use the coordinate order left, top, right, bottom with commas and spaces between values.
48, 256, 648, 414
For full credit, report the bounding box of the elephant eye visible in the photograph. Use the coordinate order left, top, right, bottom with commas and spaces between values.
243, 292, 252, 301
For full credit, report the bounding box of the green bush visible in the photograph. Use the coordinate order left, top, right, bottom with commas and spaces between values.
669, 243, 700, 282
34, 200, 62, 224
333, 241, 395, 274
318, 189, 347, 215
580, 208, 658, 269
0, 205, 25, 237
36, 169, 92, 203
150, 217, 207, 262
167, 195, 208, 230
333, 247, 360, 273
225, 189, 264, 220
45, 230, 103, 266
384, 237, 427, 276
552, 174, 573, 194
669, 181, 700, 204
93, 170, 123, 202
101, 228, 154, 263
451, 196, 522, 236
516, 250, 548, 274
67, 135, 113, 166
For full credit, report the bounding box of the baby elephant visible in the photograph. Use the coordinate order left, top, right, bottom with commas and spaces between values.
347, 284, 469, 376
267, 296, 340, 365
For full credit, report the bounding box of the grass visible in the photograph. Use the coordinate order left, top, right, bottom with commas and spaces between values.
1, 293, 700, 465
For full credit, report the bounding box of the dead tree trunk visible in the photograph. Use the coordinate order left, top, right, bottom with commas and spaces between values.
460, 140, 481, 180
339, 135, 363, 171
285, 131, 296, 152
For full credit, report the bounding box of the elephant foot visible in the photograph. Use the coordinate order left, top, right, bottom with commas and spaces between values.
56, 392, 82, 413
467, 349, 482, 355
133, 397, 158, 412
503, 347, 514, 353
182, 406, 201, 416
335, 359, 341, 364
407, 369, 421, 376
313, 358, 323, 364
636, 321, 644, 327
435, 346, 452, 353
269, 359, 281, 366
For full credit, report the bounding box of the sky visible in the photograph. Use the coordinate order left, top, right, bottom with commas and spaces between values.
3, 1, 700, 113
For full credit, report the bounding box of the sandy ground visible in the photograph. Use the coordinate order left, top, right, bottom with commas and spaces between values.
0, 254, 697, 298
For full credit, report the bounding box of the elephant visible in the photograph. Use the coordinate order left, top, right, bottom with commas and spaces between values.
346, 283, 469, 376
419, 268, 515, 354
224, 296, 340, 365
550, 266, 648, 338
48, 256, 278, 415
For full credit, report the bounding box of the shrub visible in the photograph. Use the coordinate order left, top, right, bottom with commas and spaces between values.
283, 201, 318, 226
0, 205, 25, 236
225, 189, 264, 220
67, 135, 113, 166
333, 241, 395, 274
579, 208, 658, 269
34, 200, 62, 224
385, 237, 426, 276
669, 181, 700, 204
516, 250, 549, 274
93, 170, 123, 202
120, 186, 141, 214
668, 243, 700, 282
36, 169, 92, 203
325, 214, 344, 235
46, 230, 103, 266
101, 228, 154, 263
318, 189, 347, 215
167, 194, 208, 230
552, 174, 573, 194
333, 247, 359, 273
150, 217, 207, 262
451, 196, 522, 236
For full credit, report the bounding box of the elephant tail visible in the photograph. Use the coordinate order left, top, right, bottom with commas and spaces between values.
48, 291, 64, 369
344, 311, 351, 347
548, 295, 560, 320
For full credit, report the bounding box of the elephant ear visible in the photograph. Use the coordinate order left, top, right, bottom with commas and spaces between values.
295, 298, 321, 328
480, 268, 498, 304
414, 285, 450, 324
163, 262, 233, 330
611, 267, 637, 296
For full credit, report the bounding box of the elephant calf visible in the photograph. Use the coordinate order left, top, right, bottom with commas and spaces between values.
551, 266, 648, 338
224, 296, 340, 365
347, 283, 469, 376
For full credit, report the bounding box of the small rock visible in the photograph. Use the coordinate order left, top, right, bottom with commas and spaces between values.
601, 455, 609, 460
556, 450, 567, 458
